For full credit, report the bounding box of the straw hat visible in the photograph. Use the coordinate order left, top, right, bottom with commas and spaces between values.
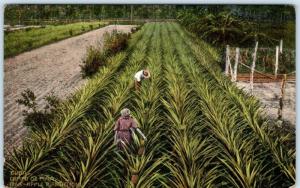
121, 108, 131, 117
143, 69, 150, 79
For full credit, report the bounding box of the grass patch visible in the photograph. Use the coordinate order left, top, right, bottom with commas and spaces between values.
4, 22, 108, 58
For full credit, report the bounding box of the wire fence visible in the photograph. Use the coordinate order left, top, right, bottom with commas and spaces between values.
225, 44, 295, 121
228, 47, 295, 75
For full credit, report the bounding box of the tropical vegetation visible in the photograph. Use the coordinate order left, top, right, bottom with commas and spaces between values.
177, 9, 295, 48
5, 5, 294, 25
5, 22, 295, 188
80, 30, 130, 77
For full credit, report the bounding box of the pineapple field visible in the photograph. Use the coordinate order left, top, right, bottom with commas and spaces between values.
4, 22, 295, 187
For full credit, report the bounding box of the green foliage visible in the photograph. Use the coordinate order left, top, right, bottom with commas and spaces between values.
5, 23, 295, 187
4, 5, 294, 25
4, 22, 106, 58
257, 21, 295, 49
4, 5, 178, 24
16, 89, 37, 112
174, 22, 295, 185
80, 46, 105, 77
27, 40, 33, 48
25, 27, 32, 32
4, 24, 149, 186
44, 94, 61, 112
103, 31, 130, 55
178, 11, 279, 47
80, 31, 130, 78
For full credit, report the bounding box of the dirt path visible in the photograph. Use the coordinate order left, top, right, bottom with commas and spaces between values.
4, 25, 135, 156
236, 81, 296, 126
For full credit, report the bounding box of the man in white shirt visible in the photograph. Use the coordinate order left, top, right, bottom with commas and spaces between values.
134, 69, 151, 91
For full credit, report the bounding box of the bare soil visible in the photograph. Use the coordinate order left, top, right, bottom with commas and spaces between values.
236, 81, 296, 126
4, 25, 135, 156
237, 73, 295, 83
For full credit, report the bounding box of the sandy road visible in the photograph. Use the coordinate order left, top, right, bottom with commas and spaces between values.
4, 25, 135, 156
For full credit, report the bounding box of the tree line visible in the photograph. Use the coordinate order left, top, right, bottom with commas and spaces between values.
177, 5, 295, 48
5, 5, 177, 25
4, 5, 295, 25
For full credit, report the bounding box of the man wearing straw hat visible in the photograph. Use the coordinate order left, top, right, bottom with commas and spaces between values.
114, 108, 147, 150
134, 69, 151, 91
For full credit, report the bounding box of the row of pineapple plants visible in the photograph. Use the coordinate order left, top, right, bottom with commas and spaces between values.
168, 22, 295, 187
180, 21, 295, 185
5, 22, 295, 187
119, 23, 168, 187
161, 24, 219, 187
5, 52, 127, 187
4, 23, 154, 187
51, 23, 157, 187
95, 23, 157, 187
172, 26, 266, 187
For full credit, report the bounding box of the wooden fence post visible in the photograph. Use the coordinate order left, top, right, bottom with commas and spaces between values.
130, 5, 133, 24
225, 45, 230, 76
232, 47, 240, 82
250, 42, 258, 94
278, 74, 287, 120
275, 46, 279, 79
229, 62, 233, 79
280, 39, 283, 53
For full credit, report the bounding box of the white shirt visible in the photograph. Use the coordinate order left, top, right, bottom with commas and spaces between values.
134, 70, 144, 82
